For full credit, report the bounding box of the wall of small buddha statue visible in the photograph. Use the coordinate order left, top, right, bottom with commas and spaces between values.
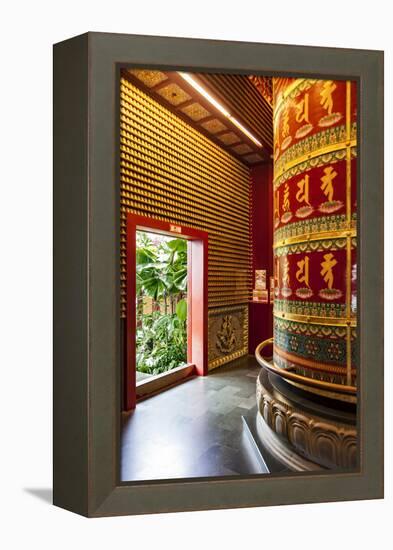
272, 78, 357, 388
119, 73, 252, 370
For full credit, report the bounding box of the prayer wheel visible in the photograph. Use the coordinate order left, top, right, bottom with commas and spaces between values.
254, 78, 358, 471
272, 77, 357, 390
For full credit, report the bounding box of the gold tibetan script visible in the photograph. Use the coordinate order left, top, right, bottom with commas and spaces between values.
283, 183, 290, 211
282, 257, 290, 287
295, 93, 310, 123
274, 190, 280, 219
320, 81, 337, 115
320, 253, 337, 289
296, 175, 311, 205
282, 107, 290, 138
296, 256, 310, 288
320, 166, 338, 202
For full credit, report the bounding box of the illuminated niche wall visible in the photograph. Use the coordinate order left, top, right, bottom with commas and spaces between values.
119, 74, 252, 369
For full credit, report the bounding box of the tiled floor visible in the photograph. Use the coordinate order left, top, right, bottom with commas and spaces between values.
121, 355, 267, 481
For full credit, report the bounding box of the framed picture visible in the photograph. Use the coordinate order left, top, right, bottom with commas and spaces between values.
252, 289, 269, 303
53, 32, 383, 517
255, 269, 267, 290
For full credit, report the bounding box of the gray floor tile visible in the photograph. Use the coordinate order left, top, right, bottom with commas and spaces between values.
121, 355, 265, 481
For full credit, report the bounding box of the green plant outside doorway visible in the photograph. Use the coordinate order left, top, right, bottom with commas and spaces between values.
135, 231, 188, 375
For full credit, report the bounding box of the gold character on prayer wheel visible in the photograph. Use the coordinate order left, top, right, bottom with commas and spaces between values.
296, 256, 310, 288
320, 253, 338, 289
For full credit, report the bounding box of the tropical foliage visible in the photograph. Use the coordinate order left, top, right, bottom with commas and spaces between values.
135, 232, 188, 375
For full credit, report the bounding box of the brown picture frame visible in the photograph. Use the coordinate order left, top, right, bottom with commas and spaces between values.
53, 32, 384, 517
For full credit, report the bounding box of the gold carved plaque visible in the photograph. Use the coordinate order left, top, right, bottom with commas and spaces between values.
208, 305, 248, 370
216, 315, 237, 353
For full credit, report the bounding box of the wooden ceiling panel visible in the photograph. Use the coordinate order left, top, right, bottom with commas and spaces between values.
200, 118, 228, 134
180, 102, 211, 121
196, 73, 273, 151
155, 82, 192, 106
231, 143, 253, 155
243, 153, 265, 164
128, 69, 168, 88
217, 132, 241, 146
125, 68, 273, 166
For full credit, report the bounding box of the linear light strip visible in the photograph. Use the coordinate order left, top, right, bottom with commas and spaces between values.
178, 72, 263, 148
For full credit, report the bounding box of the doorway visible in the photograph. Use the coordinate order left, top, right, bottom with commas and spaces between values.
125, 214, 208, 410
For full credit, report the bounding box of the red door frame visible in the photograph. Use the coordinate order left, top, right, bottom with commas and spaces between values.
125, 213, 208, 411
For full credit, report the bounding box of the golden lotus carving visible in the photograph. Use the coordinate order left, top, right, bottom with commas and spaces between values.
216, 315, 237, 354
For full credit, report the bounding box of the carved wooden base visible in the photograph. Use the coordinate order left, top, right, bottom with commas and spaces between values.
256, 369, 358, 471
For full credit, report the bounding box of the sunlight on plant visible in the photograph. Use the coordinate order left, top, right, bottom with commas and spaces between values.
136, 231, 188, 375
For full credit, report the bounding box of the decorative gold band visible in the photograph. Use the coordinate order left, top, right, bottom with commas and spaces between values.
274, 228, 355, 249
274, 139, 357, 181
273, 311, 356, 327
274, 346, 353, 375
255, 338, 357, 394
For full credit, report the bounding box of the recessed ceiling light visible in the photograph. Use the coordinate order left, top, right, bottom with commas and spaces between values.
178, 72, 263, 148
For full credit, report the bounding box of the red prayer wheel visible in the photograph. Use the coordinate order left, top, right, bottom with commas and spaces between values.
272, 78, 357, 391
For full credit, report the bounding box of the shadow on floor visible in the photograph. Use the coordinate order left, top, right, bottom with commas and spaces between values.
24, 488, 53, 504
